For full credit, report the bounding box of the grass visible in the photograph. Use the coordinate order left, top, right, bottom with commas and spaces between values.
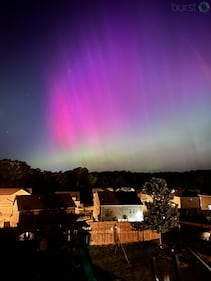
89, 239, 211, 281
89, 240, 171, 281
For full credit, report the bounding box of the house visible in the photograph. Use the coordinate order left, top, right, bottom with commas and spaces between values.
165, 188, 200, 210
138, 187, 186, 211
173, 189, 200, 219
171, 188, 185, 209
116, 187, 135, 192
172, 190, 211, 211
0, 188, 31, 228
198, 194, 211, 223
56, 191, 82, 213
138, 188, 181, 215
14, 193, 77, 230
170, 189, 211, 224
179, 190, 200, 209
198, 194, 211, 210
137, 191, 153, 214
93, 189, 143, 222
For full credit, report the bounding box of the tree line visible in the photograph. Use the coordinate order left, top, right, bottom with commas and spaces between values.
0, 159, 211, 200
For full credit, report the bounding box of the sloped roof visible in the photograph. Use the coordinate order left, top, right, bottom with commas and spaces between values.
180, 190, 199, 197
98, 190, 142, 205
199, 194, 211, 198
18, 212, 79, 228
56, 191, 80, 200
116, 187, 135, 192
174, 189, 200, 197
0, 188, 29, 195
16, 193, 76, 211
174, 188, 186, 197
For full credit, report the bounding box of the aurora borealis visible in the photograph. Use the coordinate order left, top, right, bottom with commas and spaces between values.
0, 0, 211, 172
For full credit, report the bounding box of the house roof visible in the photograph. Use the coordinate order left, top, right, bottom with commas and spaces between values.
69, 191, 80, 199
174, 189, 199, 197
92, 187, 115, 193
0, 188, 28, 195
116, 187, 135, 192
16, 193, 76, 211
18, 212, 79, 229
56, 191, 80, 200
98, 190, 142, 205
199, 194, 211, 198
180, 190, 199, 197
174, 188, 186, 197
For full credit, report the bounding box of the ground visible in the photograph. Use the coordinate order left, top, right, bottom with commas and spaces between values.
89, 239, 211, 281
0, 226, 210, 280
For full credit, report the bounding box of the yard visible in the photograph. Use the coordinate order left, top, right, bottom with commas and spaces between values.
89, 239, 211, 281
0, 227, 210, 281
89, 240, 175, 281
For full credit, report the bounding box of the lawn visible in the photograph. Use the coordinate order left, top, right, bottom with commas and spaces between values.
89, 240, 175, 281
89, 239, 211, 281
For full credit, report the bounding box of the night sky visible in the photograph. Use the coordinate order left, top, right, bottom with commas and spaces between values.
0, 0, 211, 172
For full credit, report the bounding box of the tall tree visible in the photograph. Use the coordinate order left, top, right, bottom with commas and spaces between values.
0, 159, 31, 187
143, 177, 179, 246
72, 167, 89, 189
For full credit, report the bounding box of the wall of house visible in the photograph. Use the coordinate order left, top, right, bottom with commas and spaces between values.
65, 207, 76, 214
171, 196, 181, 208
137, 192, 153, 213
10, 200, 19, 227
93, 192, 100, 221
100, 205, 143, 222
0, 200, 13, 227
0, 189, 31, 228
199, 196, 211, 210
181, 197, 200, 209
56, 191, 81, 213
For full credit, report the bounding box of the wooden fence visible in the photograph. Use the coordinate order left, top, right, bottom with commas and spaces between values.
89, 221, 160, 245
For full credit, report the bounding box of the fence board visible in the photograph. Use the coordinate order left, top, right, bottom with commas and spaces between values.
89, 221, 160, 245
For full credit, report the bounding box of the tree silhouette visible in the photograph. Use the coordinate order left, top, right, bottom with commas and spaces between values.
0, 159, 31, 187
143, 177, 179, 246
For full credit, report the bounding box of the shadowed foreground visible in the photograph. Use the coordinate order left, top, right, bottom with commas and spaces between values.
89, 240, 211, 281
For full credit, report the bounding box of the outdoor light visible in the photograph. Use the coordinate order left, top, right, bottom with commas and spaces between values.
134, 209, 144, 222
